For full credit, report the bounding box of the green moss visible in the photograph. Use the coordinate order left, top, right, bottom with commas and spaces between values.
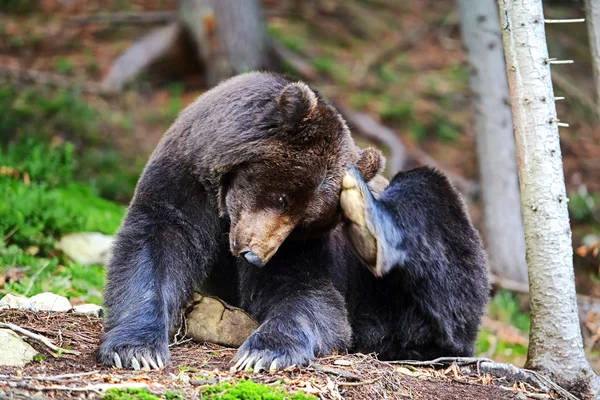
103, 388, 161, 400
199, 380, 316, 400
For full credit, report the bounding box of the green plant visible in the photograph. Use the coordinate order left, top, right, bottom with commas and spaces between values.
33, 354, 46, 362
488, 290, 530, 333
569, 189, 599, 223
54, 57, 74, 75
0, 84, 140, 201
200, 380, 316, 400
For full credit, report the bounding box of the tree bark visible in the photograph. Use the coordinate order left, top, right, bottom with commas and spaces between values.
585, 0, 600, 119
179, 0, 267, 87
457, 0, 527, 285
498, 0, 600, 398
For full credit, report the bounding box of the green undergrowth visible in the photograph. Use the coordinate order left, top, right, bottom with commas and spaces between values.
475, 290, 530, 366
0, 84, 140, 202
199, 380, 316, 400
102, 381, 314, 400
0, 140, 126, 303
0, 84, 134, 303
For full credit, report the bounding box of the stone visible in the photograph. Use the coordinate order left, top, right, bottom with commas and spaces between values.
0, 329, 38, 366
56, 232, 115, 266
0, 294, 30, 310
73, 304, 104, 317
29, 292, 72, 312
186, 294, 258, 348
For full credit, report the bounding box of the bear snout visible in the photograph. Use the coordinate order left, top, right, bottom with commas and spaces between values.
230, 211, 297, 267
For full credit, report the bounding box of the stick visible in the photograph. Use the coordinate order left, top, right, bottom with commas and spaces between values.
337, 376, 382, 387
1, 381, 148, 393
307, 365, 362, 382
0, 322, 80, 355
68, 11, 177, 26
34, 371, 100, 381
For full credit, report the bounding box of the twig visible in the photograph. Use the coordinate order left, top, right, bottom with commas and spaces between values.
68, 11, 177, 26
390, 357, 579, 400
1, 381, 148, 393
307, 364, 362, 382
337, 376, 382, 387
33, 371, 100, 381
0, 322, 80, 355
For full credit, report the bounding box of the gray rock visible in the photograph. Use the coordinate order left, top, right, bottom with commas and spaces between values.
0, 329, 38, 366
187, 294, 258, 348
29, 292, 72, 312
73, 303, 104, 317
56, 232, 115, 266
0, 294, 30, 310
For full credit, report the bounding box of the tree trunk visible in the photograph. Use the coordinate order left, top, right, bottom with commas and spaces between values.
585, 0, 600, 119
457, 0, 527, 285
179, 0, 267, 87
498, 0, 600, 398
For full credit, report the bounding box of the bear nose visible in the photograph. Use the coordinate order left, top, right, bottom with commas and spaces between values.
240, 249, 265, 267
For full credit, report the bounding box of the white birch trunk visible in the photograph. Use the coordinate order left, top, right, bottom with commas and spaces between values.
498, 0, 600, 397
457, 0, 528, 285
585, 0, 600, 119
179, 0, 267, 87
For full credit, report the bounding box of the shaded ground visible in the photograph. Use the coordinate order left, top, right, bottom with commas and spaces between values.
0, 309, 555, 400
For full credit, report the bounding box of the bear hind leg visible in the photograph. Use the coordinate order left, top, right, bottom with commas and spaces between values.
341, 167, 404, 277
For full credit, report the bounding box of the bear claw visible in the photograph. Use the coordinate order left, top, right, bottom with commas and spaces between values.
113, 352, 122, 369
108, 351, 164, 371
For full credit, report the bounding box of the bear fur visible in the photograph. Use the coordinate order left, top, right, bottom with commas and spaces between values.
97, 72, 489, 371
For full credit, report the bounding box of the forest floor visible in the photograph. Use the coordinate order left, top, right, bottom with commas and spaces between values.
0, 309, 553, 400
1, 0, 600, 399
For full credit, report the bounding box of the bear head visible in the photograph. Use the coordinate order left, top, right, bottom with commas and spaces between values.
216, 79, 384, 267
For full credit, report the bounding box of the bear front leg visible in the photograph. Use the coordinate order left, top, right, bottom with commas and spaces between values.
98, 205, 221, 370
233, 244, 352, 372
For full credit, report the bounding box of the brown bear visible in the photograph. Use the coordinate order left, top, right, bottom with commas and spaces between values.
97, 72, 385, 370
98, 72, 489, 372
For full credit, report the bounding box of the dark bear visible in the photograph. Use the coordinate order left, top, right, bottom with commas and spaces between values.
97, 72, 489, 372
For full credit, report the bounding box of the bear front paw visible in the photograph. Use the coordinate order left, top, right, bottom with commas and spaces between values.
231, 332, 314, 372
98, 335, 170, 370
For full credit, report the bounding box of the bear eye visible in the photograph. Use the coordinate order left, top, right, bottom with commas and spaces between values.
277, 195, 288, 211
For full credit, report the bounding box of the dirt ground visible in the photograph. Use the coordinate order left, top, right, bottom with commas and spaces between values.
0, 309, 561, 400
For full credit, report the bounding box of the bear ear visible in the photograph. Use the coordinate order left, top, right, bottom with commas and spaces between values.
277, 82, 318, 128
356, 147, 385, 182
